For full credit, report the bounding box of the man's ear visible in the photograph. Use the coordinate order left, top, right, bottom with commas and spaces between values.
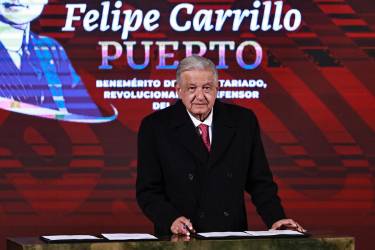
175, 84, 182, 97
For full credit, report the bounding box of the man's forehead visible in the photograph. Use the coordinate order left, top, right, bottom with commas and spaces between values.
181, 68, 214, 75
180, 69, 215, 80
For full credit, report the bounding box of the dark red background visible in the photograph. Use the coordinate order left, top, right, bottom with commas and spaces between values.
0, 1, 374, 250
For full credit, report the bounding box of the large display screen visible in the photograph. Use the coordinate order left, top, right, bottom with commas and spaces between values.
0, 1, 374, 249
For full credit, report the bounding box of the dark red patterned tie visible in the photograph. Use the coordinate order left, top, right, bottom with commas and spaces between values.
198, 124, 211, 152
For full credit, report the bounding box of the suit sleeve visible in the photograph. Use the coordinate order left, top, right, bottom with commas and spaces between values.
245, 112, 286, 228
136, 116, 181, 233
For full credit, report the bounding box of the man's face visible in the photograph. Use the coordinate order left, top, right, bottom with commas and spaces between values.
176, 69, 218, 121
0, 0, 48, 25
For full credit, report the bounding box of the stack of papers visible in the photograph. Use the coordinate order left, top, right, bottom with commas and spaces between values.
101, 233, 157, 240
41, 233, 158, 242
198, 232, 250, 238
197, 230, 305, 238
41, 235, 101, 241
245, 230, 304, 236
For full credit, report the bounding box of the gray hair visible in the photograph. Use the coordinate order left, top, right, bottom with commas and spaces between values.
176, 55, 218, 84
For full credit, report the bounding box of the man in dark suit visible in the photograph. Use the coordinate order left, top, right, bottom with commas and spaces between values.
136, 55, 304, 236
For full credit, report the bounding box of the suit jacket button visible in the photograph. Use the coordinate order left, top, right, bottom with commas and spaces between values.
227, 172, 233, 178
199, 212, 205, 218
223, 211, 230, 217
188, 173, 194, 181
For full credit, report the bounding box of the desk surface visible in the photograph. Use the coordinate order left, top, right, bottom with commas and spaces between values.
7, 235, 354, 250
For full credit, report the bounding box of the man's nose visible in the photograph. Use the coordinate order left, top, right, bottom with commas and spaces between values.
195, 87, 204, 99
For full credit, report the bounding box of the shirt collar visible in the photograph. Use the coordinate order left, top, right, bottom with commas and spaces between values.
0, 21, 29, 52
187, 109, 213, 128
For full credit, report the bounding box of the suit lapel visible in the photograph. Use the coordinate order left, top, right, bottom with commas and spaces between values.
208, 101, 236, 168
169, 101, 209, 163
0, 42, 20, 74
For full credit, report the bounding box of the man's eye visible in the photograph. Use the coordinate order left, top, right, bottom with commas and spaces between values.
188, 87, 196, 91
203, 86, 212, 92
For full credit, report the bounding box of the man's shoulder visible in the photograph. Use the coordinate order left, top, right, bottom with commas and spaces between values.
140, 103, 176, 127
217, 101, 257, 121
30, 32, 64, 51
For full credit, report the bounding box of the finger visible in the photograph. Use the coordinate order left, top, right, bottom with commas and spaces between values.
171, 217, 186, 234
288, 221, 303, 231
273, 220, 287, 229
273, 220, 294, 230
185, 220, 193, 230
284, 221, 306, 233
282, 220, 298, 227
177, 221, 190, 235
171, 226, 179, 235
180, 217, 191, 226
184, 219, 194, 231
271, 222, 281, 230
177, 226, 189, 235
295, 223, 306, 233
295, 222, 304, 230
180, 218, 195, 232
171, 218, 179, 234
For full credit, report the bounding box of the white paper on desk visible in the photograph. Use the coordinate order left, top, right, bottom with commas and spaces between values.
245, 230, 304, 236
198, 232, 251, 238
101, 233, 157, 240
42, 235, 100, 241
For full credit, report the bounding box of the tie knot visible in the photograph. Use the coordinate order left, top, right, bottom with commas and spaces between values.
198, 123, 208, 131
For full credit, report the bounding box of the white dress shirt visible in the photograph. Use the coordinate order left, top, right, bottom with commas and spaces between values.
0, 21, 30, 69
186, 109, 213, 143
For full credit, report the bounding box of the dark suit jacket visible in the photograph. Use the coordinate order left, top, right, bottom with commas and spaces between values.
136, 100, 285, 235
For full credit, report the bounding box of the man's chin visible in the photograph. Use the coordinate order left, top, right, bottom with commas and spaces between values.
189, 109, 210, 120
191, 109, 208, 115
1, 16, 32, 26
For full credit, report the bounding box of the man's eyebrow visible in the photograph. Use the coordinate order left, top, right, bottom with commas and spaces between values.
185, 82, 214, 86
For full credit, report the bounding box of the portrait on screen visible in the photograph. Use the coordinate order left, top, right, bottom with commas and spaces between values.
0, 0, 116, 123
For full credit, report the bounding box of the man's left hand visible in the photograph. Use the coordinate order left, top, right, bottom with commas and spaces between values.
271, 219, 306, 233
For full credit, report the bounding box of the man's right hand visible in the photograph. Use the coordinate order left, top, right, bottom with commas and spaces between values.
170, 216, 195, 235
